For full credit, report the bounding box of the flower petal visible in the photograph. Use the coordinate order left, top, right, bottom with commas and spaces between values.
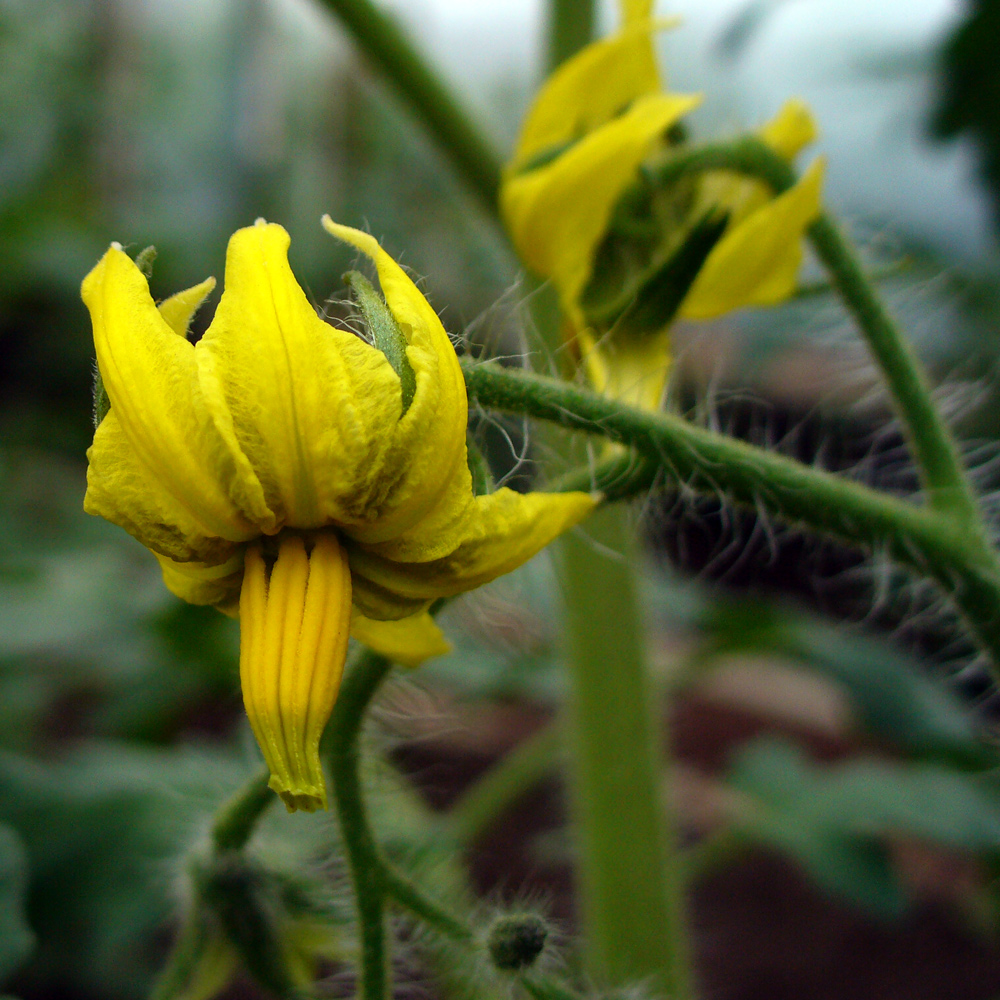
761, 98, 818, 161
155, 549, 245, 614
322, 220, 470, 545
82, 247, 269, 544
157, 276, 216, 338
511, 22, 672, 165
240, 534, 352, 813
503, 92, 701, 311
350, 610, 451, 667
196, 221, 404, 532
578, 325, 671, 411
680, 159, 824, 320
347, 489, 598, 613
85, 403, 242, 565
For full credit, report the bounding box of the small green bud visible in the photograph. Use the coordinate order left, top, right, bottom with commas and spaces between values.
343, 269, 417, 414
486, 913, 549, 972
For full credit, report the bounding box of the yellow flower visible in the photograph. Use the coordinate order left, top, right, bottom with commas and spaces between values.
501, 2, 823, 410
82, 218, 596, 812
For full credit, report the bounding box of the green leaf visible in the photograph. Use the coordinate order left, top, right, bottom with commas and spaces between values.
932, 0, 1000, 235
727, 738, 1000, 918
0, 824, 33, 982
696, 596, 994, 767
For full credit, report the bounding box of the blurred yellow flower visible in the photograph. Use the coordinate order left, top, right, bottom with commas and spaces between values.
82, 219, 595, 812
501, 1, 823, 410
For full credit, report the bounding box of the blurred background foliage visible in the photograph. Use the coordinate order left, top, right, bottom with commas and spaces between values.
5, 0, 1000, 997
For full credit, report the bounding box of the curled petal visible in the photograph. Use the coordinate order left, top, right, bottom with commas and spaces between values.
157, 276, 216, 338
510, 21, 674, 165
197, 221, 404, 532
761, 98, 819, 161
322, 220, 470, 545
82, 248, 270, 545
239, 534, 353, 813
578, 325, 671, 412
155, 549, 245, 615
85, 409, 242, 565
680, 159, 824, 320
347, 489, 598, 611
503, 93, 701, 310
350, 610, 451, 667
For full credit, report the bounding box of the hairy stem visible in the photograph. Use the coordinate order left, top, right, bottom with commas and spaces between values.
327, 648, 395, 1000
646, 137, 981, 525
317, 0, 501, 212
461, 359, 1000, 672
547, 0, 596, 71
211, 767, 274, 853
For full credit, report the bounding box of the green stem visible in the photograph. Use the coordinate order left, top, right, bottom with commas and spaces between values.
645, 138, 980, 524
547, 0, 595, 71
381, 863, 473, 942
317, 0, 501, 212
808, 212, 981, 522
461, 359, 1000, 672
447, 722, 562, 846
327, 648, 395, 1000
211, 767, 274, 853
558, 506, 692, 996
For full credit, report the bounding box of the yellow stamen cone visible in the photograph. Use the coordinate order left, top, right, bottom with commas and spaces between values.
239, 534, 353, 812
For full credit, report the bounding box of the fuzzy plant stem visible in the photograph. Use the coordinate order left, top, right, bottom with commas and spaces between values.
327, 648, 396, 1000
461, 359, 1000, 673
211, 767, 274, 853
559, 505, 694, 997
646, 138, 983, 527
316, 0, 501, 212
538, 6, 693, 993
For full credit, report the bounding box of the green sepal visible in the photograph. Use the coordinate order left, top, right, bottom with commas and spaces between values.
134, 245, 157, 280
92, 363, 110, 429
465, 431, 494, 496
343, 269, 417, 414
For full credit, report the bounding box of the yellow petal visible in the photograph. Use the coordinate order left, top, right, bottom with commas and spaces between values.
511, 22, 672, 164
322, 220, 471, 545
347, 489, 597, 612
621, 0, 654, 24
680, 158, 824, 320
157, 276, 216, 338
578, 324, 671, 412
155, 549, 245, 614
760, 98, 819, 161
82, 247, 269, 544
503, 92, 701, 311
196, 221, 404, 531
239, 534, 352, 813
85, 408, 242, 565
350, 610, 451, 668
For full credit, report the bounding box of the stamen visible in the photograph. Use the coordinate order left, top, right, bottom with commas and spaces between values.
239, 533, 352, 812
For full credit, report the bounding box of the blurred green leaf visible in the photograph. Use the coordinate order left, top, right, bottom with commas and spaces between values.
933, 0, 1000, 234
727, 738, 1000, 918
696, 596, 994, 767
0, 823, 33, 983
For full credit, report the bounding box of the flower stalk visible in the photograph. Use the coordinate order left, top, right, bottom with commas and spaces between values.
461, 358, 1000, 673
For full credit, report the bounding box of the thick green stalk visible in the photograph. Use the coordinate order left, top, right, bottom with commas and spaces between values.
559, 504, 693, 995
461, 359, 1000, 672
317, 0, 501, 212
327, 649, 395, 1000
646, 137, 981, 524
547, 0, 596, 71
